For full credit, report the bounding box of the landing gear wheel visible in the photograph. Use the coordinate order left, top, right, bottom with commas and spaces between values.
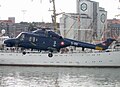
48, 53, 53, 57
22, 51, 26, 55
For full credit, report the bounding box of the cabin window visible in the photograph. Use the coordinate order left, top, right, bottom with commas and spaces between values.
20, 34, 25, 41
36, 38, 38, 42
33, 37, 35, 42
29, 37, 32, 41
29, 37, 37, 42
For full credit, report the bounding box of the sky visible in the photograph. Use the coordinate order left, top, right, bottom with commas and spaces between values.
0, 0, 119, 23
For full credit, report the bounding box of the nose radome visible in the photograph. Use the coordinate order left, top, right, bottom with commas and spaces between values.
4, 39, 16, 47
4, 39, 9, 44
4, 39, 11, 47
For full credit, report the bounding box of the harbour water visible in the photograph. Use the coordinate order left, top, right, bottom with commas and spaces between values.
0, 66, 120, 87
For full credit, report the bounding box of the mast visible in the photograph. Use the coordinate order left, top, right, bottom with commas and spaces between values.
32, 0, 58, 32
50, 0, 58, 33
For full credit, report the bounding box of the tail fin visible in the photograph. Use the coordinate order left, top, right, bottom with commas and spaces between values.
95, 38, 116, 50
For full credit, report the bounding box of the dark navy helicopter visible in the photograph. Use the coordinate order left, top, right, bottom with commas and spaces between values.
4, 28, 116, 57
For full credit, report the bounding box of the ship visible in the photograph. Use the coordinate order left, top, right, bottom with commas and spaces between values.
0, 47, 120, 67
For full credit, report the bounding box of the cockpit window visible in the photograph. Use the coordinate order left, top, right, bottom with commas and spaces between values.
16, 33, 25, 41
16, 33, 22, 38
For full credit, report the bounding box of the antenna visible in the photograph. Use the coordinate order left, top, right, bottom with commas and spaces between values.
21, 10, 27, 21
31, 0, 42, 3
115, 0, 120, 17
40, 0, 42, 3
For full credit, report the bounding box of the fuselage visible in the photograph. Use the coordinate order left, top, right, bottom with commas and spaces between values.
4, 32, 71, 52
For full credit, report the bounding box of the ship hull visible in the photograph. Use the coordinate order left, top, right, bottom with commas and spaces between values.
0, 51, 120, 67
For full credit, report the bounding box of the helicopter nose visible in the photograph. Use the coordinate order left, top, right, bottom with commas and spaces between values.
4, 39, 16, 47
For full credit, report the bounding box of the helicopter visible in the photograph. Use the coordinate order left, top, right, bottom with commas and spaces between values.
4, 28, 116, 57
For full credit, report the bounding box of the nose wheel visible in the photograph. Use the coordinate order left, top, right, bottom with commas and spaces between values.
48, 52, 53, 57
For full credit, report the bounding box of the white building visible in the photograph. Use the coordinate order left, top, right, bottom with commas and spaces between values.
60, 0, 107, 42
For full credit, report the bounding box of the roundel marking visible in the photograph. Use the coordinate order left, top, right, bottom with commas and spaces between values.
101, 13, 106, 23
81, 3, 87, 11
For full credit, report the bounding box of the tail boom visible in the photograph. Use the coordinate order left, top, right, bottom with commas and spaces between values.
65, 38, 116, 51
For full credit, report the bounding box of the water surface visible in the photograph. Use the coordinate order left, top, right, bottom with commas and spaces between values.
0, 66, 120, 87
